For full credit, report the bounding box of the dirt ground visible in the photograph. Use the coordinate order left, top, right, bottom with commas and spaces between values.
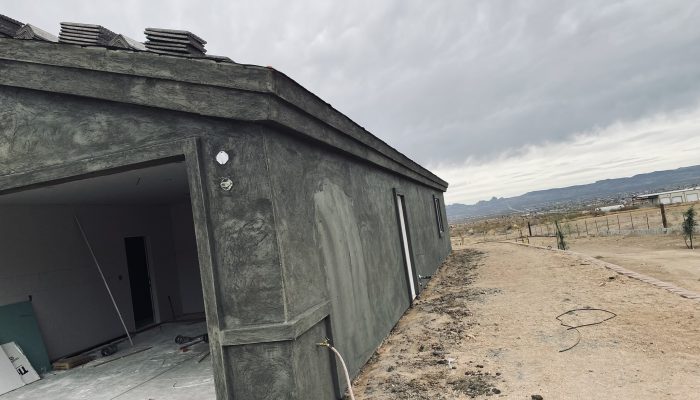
351, 243, 700, 399
527, 234, 700, 293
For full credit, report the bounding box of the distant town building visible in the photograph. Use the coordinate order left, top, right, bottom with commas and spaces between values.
635, 187, 700, 205
595, 204, 625, 212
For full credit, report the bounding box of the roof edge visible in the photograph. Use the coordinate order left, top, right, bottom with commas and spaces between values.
0, 38, 448, 191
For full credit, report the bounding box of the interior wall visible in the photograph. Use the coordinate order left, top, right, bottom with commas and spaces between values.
0, 204, 192, 360
170, 202, 205, 315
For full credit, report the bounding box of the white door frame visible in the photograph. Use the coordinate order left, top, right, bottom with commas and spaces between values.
394, 189, 418, 301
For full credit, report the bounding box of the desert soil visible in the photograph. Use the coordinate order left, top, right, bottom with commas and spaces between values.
351, 243, 700, 399
527, 234, 700, 293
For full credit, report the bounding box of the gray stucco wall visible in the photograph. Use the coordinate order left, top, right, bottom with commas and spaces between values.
0, 46, 450, 398
263, 127, 451, 394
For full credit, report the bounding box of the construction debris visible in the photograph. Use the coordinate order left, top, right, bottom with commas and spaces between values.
0, 346, 23, 396
175, 333, 209, 351
1, 343, 39, 385
92, 346, 153, 368
99, 344, 118, 357
52, 354, 95, 370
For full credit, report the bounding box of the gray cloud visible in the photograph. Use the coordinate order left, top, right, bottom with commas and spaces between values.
4, 1, 700, 171
436, 104, 700, 203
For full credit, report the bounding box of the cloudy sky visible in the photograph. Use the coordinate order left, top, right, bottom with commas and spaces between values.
4, 1, 700, 204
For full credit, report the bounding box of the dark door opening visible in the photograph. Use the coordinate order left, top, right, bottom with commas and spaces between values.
125, 236, 154, 328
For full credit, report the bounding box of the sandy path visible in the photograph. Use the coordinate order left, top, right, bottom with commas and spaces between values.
351, 243, 700, 399
528, 235, 700, 293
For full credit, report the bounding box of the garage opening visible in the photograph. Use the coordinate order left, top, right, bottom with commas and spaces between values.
0, 161, 215, 399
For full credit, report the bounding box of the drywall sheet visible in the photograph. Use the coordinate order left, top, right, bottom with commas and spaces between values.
0, 347, 24, 396
0, 302, 51, 374
1, 342, 40, 384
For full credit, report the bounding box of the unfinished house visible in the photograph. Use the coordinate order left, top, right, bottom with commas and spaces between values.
0, 16, 450, 400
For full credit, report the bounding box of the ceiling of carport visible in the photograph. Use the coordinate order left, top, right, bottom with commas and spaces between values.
0, 162, 190, 205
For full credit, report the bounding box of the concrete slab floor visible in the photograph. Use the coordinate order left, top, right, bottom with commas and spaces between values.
1, 322, 215, 400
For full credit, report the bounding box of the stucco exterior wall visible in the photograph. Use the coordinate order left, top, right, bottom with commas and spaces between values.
0, 44, 450, 398
263, 128, 451, 395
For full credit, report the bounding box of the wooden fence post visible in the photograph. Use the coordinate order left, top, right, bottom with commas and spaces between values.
629, 212, 634, 230
660, 204, 668, 228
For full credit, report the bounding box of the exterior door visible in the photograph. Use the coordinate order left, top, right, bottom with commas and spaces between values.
395, 193, 418, 301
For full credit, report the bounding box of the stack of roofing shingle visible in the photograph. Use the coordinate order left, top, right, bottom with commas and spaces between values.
59, 22, 116, 46
144, 28, 206, 57
15, 24, 59, 42
0, 13, 23, 37
108, 34, 146, 51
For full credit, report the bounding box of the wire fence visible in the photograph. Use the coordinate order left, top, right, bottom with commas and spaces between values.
451, 203, 700, 246
530, 205, 697, 238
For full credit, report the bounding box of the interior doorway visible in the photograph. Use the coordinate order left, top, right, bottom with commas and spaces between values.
124, 236, 154, 329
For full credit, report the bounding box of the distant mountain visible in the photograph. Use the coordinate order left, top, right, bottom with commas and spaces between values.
446, 164, 700, 222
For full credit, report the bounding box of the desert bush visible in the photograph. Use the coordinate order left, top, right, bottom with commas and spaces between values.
555, 220, 567, 250
682, 206, 696, 249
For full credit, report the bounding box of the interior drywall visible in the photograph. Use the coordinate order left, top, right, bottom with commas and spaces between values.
0, 203, 198, 360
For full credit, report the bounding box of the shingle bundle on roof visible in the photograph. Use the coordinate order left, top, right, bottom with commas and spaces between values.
108, 34, 146, 51
0, 13, 23, 37
59, 22, 116, 46
15, 24, 58, 42
144, 28, 206, 57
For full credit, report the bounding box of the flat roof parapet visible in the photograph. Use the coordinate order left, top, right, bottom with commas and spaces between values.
0, 38, 447, 190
